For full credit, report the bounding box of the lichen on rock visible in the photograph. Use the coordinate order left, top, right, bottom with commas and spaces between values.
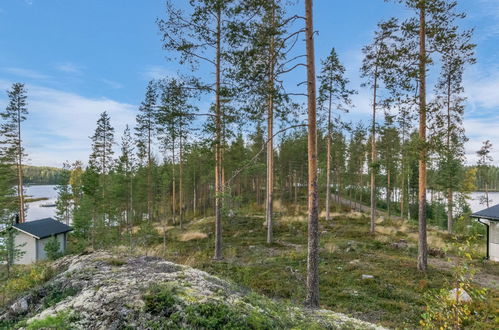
1, 252, 386, 329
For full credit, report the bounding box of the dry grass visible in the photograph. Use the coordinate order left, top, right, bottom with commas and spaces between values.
346, 211, 364, 219
155, 225, 176, 234
278, 215, 306, 223
178, 231, 208, 242
376, 226, 397, 236
324, 242, 338, 254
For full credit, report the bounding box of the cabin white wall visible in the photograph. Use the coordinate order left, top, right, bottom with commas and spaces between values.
490, 222, 499, 262
14, 231, 37, 265
36, 234, 65, 261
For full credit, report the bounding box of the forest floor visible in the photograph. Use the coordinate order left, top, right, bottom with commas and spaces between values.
110, 206, 499, 329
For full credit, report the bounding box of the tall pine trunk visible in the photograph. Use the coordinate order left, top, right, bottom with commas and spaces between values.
417, 3, 428, 272
147, 121, 153, 222
214, 7, 223, 260
266, 1, 276, 244
325, 86, 332, 221
387, 169, 391, 220
16, 105, 25, 223
179, 134, 184, 229
305, 0, 320, 308
172, 139, 176, 225
370, 72, 378, 234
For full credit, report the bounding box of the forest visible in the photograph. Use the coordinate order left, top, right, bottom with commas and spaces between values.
0, 0, 498, 329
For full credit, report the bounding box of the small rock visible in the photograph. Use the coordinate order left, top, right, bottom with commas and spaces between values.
429, 247, 445, 258
391, 240, 408, 249
448, 288, 472, 303
10, 297, 29, 314
349, 259, 360, 265
361, 274, 374, 280
345, 241, 357, 253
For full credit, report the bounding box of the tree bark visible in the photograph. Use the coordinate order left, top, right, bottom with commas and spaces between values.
417, 3, 428, 272
16, 106, 25, 223
179, 134, 184, 230
325, 83, 332, 221
172, 140, 176, 225
266, 1, 276, 244
370, 72, 378, 234
387, 169, 391, 220
214, 7, 223, 260
446, 75, 453, 233
305, 0, 320, 309
147, 116, 153, 222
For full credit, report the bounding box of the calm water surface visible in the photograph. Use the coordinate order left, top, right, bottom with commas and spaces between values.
26, 185, 57, 221
20, 187, 499, 222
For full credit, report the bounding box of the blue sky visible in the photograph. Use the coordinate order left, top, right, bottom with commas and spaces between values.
0, 0, 498, 167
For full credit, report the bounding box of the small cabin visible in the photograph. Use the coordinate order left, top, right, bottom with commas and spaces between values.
471, 205, 499, 262
11, 218, 73, 264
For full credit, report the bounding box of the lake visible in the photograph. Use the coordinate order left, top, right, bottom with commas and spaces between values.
26, 185, 58, 221
20, 186, 499, 222
469, 191, 499, 213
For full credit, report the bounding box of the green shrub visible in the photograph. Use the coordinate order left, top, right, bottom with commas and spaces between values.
44, 236, 62, 261
25, 310, 79, 330
143, 284, 178, 317
42, 286, 79, 308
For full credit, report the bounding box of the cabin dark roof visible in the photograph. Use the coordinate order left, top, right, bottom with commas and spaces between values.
13, 218, 72, 239
471, 204, 499, 221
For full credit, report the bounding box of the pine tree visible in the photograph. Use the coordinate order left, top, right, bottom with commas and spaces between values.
158, 0, 249, 260
135, 81, 157, 221
476, 140, 493, 208
361, 18, 400, 234
378, 115, 401, 219
0, 83, 28, 223
305, 0, 319, 309
431, 25, 475, 233
116, 125, 135, 247
156, 78, 194, 230
318, 48, 355, 221
392, 0, 470, 271
231, 0, 302, 244
89, 111, 115, 176
55, 162, 72, 225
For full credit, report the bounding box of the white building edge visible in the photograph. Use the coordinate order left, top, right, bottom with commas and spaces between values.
471, 205, 499, 262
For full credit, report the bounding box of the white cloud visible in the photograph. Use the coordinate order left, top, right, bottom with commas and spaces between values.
462, 68, 499, 165
0, 79, 136, 167
2, 67, 51, 80
141, 65, 174, 80
465, 71, 499, 111
100, 78, 123, 89
55, 62, 84, 75
463, 117, 499, 165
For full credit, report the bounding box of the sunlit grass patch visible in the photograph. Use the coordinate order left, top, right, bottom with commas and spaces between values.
178, 231, 208, 242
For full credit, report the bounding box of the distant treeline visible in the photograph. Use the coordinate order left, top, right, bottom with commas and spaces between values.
23, 166, 67, 185
467, 166, 499, 191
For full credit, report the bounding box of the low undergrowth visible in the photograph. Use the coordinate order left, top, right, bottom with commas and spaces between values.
116, 207, 498, 329
142, 284, 363, 329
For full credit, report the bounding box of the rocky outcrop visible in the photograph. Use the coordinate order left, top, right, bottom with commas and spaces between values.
1, 252, 387, 329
